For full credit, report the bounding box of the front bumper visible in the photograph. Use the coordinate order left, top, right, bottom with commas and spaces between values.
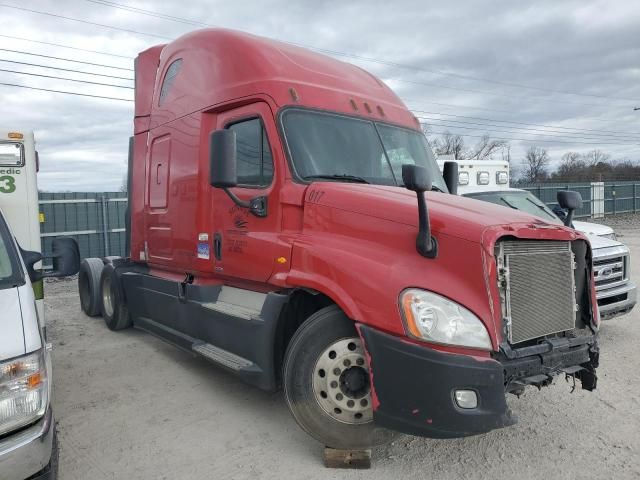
597, 281, 636, 320
0, 408, 54, 480
359, 325, 598, 439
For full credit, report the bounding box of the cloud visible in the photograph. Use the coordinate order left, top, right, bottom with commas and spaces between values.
1, 0, 638, 190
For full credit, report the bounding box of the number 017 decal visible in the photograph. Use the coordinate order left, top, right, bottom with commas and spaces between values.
0, 175, 16, 193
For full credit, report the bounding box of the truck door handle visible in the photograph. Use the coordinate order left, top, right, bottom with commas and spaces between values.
214, 233, 222, 260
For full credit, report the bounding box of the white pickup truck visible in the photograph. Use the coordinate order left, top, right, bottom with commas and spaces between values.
0, 130, 79, 480
438, 158, 636, 320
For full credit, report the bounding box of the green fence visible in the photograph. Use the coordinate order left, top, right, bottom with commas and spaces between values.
521, 183, 592, 218
39, 192, 127, 265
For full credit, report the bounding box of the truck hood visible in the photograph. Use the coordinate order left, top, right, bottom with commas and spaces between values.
573, 220, 614, 237
584, 231, 625, 251
0, 287, 26, 360
306, 183, 568, 242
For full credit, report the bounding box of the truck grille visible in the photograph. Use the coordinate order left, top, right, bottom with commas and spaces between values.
593, 254, 626, 291
497, 240, 576, 344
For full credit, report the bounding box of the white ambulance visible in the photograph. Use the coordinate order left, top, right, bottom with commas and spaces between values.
0, 129, 79, 480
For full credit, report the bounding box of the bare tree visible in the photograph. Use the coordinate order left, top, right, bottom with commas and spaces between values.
468, 135, 508, 160
520, 146, 550, 183
582, 149, 611, 168
432, 131, 467, 159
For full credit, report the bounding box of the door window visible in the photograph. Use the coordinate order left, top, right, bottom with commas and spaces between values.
228, 119, 273, 187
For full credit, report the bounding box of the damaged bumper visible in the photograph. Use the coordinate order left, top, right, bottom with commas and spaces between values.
359, 325, 599, 439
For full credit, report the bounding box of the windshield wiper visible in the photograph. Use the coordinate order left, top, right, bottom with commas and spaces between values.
305, 174, 369, 184
499, 197, 518, 210
430, 185, 445, 193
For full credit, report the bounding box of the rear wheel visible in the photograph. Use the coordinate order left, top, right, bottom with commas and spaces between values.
78, 258, 104, 317
100, 263, 131, 331
283, 305, 397, 449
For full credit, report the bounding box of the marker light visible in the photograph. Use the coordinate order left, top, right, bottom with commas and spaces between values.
477, 171, 490, 185
496, 171, 509, 184
458, 171, 470, 185
8, 132, 23, 139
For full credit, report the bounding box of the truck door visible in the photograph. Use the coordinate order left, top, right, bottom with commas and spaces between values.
212, 103, 284, 283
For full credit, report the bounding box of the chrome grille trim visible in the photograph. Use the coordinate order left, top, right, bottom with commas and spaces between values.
593, 254, 628, 292
497, 240, 577, 344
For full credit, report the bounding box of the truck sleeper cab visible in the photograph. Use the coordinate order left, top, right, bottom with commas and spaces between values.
79, 29, 599, 449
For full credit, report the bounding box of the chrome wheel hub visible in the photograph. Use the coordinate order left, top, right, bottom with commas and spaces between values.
312, 338, 373, 424
102, 276, 114, 317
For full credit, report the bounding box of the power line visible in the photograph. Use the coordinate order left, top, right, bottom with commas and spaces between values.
421, 121, 639, 146
0, 81, 132, 101
0, 48, 132, 71
84, 0, 208, 27
7, 2, 634, 110
78, 0, 639, 104
393, 77, 619, 109
0, 68, 134, 89
405, 98, 639, 127
0, 4, 172, 41
413, 112, 640, 141
426, 127, 640, 149
0, 59, 134, 81
0, 34, 133, 59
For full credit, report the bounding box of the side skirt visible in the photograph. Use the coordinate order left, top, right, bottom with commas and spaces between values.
119, 267, 287, 391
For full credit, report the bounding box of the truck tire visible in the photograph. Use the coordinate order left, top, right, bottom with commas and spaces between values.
100, 263, 132, 331
283, 305, 397, 449
78, 258, 104, 317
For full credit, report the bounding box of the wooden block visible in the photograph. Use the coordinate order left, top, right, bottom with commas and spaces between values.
323, 447, 371, 469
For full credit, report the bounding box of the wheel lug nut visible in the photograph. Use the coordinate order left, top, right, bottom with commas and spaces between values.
336, 393, 343, 401
356, 358, 364, 366
347, 400, 355, 408
333, 368, 341, 375
330, 381, 338, 388
343, 359, 351, 367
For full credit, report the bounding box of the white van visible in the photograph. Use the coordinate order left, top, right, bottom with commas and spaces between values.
0, 130, 79, 480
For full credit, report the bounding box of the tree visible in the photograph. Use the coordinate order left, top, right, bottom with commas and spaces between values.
520, 146, 550, 183
468, 135, 508, 160
432, 131, 467, 159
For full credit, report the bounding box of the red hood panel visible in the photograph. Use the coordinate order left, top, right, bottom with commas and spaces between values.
306, 183, 574, 243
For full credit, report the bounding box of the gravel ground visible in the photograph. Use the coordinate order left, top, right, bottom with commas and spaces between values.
45, 215, 640, 479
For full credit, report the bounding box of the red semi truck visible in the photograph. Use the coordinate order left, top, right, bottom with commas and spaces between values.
79, 29, 599, 448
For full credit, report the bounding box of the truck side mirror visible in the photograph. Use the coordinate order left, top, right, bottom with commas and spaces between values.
557, 191, 582, 227
20, 237, 80, 283
208, 129, 268, 218
209, 129, 238, 188
402, 164, 437, 259
442, 161, 458, 195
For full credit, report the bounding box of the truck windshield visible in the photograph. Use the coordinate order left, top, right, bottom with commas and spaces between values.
465, 190, 561, 223
282, 109, 447, 192
0, 214, 23, 290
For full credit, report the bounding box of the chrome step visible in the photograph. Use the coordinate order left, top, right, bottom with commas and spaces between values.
192, 342, 253, 371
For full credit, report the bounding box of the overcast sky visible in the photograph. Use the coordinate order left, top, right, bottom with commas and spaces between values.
1, 0, 639, 191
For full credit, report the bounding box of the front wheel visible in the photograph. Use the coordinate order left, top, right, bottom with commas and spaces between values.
283, 305, 397, 449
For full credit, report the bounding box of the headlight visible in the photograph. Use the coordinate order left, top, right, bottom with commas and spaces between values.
400, 289, 492, 350
0, 350, 48, 436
